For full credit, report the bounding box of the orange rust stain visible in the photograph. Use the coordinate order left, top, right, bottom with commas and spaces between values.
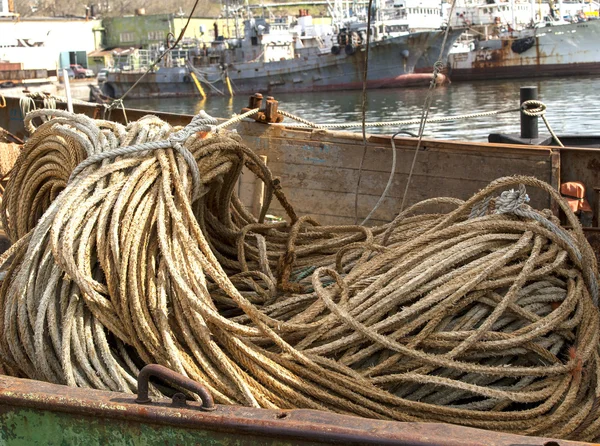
568, 346, 583, 378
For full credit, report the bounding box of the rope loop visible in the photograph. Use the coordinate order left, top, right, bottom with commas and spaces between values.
521, 99, 547, 117
432, 60, 445, 73
68, 110, 219, 201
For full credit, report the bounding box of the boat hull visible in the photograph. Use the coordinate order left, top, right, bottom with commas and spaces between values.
448, 21, 600, 81
102, 29, 463, 99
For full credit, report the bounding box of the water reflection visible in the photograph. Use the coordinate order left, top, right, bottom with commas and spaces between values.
125, 75, 600, 142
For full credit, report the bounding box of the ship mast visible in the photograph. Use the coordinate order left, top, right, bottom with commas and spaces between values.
226, 0, 230, 37
510, 0, 515, 27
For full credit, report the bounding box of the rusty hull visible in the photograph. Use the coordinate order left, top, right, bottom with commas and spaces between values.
0, 373, 593, 445
449, 21, 600, 81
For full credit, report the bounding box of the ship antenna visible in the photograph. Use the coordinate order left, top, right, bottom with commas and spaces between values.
399, 0, 458, 213
353, 0, 375, 224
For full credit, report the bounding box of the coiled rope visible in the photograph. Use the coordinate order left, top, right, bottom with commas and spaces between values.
521, 99, 564, 147
1, 110, 599, 442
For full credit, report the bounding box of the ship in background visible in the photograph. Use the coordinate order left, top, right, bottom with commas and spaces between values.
447, 0, 600, 81
101, 0, 464, 99
448, 19, 600, 81
448, 0, 599, 30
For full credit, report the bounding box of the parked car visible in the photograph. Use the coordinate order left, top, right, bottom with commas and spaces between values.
97, 68, 109, 83
70, 64, 94, 79
58, 68, 75, 81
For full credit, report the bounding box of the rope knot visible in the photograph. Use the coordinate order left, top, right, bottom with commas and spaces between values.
67, 111, 220, 202
168, 110, 218, 145
494, 184, 530, 215
521, 100, 546, 117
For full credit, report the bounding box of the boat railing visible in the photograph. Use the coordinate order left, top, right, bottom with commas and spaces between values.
112, 49, 191, 72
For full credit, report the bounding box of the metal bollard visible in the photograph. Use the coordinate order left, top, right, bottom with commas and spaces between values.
520, 86, 538, 139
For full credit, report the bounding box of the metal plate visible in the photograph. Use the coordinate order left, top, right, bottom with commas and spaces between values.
0, 374, 591, 445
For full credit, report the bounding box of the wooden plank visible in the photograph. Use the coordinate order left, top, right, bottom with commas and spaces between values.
269, 189, 540, 222
237, 122, 556, 157
264, 161, 552, 198
239, 126, 555, 224
242, 136, 553, 179
0, 96, 568, 226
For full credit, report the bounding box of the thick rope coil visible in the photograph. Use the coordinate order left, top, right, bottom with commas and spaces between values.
0, 111, 599, 442
69, 110, 217, 201
471, 184, 598, 306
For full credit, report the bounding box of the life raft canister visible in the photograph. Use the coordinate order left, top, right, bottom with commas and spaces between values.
511, 36, 535, 54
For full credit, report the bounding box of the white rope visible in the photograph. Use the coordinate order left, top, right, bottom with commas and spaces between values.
276, 107, 521, 130
214, 108, 260, 132
360, 132, 398, 226
279, 110, 324, 129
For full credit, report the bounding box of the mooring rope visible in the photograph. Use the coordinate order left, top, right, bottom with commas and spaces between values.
521, 99, 564, 148
0, 111, 599, 442
278, 107, 522, 129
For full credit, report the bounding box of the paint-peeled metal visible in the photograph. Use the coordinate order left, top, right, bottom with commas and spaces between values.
102, 29, 464, 99
448, 21, 600, 80
0, 374, 594, 445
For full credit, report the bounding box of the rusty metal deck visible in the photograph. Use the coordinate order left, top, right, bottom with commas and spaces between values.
0, 373, 592, 445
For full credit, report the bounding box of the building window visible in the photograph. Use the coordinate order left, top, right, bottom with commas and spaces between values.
120, 32, 135, 43
148, 30, 166, 41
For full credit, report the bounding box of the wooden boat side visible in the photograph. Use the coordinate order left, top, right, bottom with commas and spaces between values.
0, 95, 598, 237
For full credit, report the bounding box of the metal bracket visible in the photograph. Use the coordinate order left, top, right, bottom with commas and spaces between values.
135, 364, 216, 411
241, 93, 284, 124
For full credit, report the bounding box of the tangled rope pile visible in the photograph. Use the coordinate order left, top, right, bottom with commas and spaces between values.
1, 110, 599, 441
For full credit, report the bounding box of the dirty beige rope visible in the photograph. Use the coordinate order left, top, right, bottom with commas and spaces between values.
1, 110, 599, 441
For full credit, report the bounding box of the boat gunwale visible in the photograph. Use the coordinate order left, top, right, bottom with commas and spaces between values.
0, 373, 591, 446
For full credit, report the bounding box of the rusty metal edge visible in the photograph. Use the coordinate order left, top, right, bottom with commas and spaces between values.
0, 374, 591, 446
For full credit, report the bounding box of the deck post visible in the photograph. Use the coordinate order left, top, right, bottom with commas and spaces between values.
520, 86, 538, 139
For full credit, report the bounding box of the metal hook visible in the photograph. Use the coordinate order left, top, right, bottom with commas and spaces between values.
135, 364, 216, 411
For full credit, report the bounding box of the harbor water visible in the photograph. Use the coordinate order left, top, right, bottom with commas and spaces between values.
125, 75, 600, 142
